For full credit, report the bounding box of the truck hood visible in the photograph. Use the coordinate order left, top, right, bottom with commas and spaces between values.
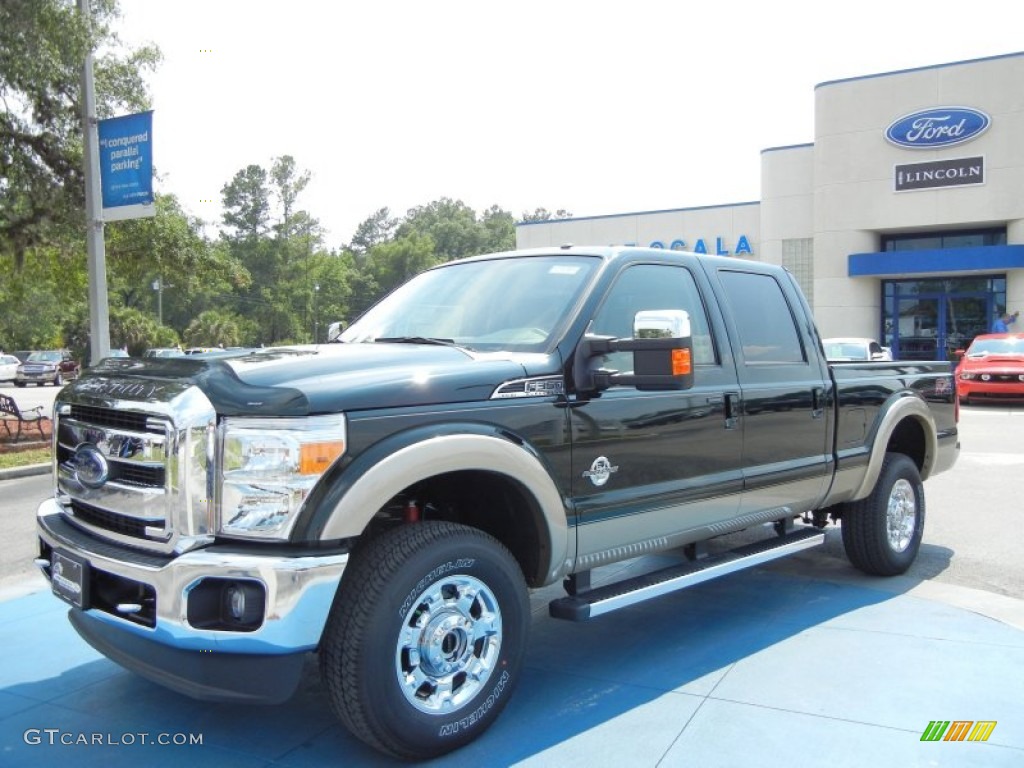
82, 344, 559, 416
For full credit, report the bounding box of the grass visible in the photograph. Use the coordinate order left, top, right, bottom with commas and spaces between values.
0, 448, 51, 470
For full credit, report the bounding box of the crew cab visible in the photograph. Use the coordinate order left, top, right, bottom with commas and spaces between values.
35, 246, 958, 760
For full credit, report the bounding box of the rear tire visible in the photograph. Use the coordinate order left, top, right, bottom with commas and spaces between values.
320, 521, 529, 760
841, 452, 924, 576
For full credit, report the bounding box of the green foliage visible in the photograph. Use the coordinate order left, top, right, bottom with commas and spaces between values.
364, 233, 439, 297
521, 207, 573, 222
184, 310, 243, 348
109, 305, 160, 355
107, 194, 250, 314
0, 243, 87, 351
349, 208, 397, 256
396, 198, 486, 261
221, 164, 271, 240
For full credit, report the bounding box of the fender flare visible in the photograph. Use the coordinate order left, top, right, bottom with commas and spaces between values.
851, 394, 938, 500
305, 429, 572, 585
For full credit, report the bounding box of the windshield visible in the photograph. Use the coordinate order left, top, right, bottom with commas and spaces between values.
824, 342, 868, 360
967, 337, 1024, 357
26, 351, 61, 363
340, 255, 599, 351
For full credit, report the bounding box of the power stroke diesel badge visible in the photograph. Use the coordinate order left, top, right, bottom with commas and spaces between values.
582, 456, 618, 487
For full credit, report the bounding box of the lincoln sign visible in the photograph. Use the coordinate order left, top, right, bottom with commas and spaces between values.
894, 156, 984, 192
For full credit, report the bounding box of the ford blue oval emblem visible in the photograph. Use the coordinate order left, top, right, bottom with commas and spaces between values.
885, 107, 990, 149
74, 444, 110, 489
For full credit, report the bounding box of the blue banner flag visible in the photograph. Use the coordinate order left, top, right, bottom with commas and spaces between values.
97, 111, 155, 220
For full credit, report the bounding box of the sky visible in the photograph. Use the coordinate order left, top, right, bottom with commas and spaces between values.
114, 0, 1023, 250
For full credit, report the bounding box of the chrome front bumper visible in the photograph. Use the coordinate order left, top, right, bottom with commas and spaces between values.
37, 499, 348, 655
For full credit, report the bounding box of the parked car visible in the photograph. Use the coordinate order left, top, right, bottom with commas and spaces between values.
0, 354, 21, 382
14, 349, 80, 387
822, 337, 893, 361
955, 333, 1024, 405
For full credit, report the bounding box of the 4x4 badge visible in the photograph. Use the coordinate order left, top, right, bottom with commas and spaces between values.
583, 456, 618, 487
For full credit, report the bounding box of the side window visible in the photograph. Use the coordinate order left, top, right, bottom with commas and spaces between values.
590, 264, 717, 368
718, 271, 805, 364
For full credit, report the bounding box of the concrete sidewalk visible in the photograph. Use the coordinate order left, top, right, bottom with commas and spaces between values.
0, 557, 1022, 767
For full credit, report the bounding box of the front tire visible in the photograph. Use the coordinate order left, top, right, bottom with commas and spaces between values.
320, 521, 529, 760
841, 452, 924, 576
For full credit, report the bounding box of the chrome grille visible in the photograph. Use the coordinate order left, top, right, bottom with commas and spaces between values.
53, 381, 217, 555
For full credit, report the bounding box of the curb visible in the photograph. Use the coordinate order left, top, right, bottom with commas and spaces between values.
0, 463, 50, 481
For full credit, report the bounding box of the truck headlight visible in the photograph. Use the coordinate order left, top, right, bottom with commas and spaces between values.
219, 414, 346, 540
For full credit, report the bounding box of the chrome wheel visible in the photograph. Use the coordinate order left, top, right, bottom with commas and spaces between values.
886, 478, 916, 552
396, 574, 502, 714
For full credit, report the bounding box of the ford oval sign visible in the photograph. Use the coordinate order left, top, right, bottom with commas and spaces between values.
74, 444, 110, 489
885, 107, 990, 149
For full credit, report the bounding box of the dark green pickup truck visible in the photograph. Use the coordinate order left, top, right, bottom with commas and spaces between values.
36, 246, 958, 760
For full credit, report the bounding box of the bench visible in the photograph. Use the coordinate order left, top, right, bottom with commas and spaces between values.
0, 393, 49, 442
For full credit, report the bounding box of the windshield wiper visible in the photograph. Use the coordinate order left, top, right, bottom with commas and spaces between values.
374, 336, 458, 347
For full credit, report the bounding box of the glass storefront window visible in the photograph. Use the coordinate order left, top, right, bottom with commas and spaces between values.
882, 227, 1006, 252
880, 276, 1006, 361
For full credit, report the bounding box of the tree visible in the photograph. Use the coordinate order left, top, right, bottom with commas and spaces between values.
184, 310, 242, 348
270, 155, 311, 239
520, 208, 573, 223
364, 233, 438, 296
109, 306, 160, 355
480, 205, 516, 252
106, 193, 250, 316
221, 164, 271, 241
349, 207, 397, 256
396, 198, 485, 261
0, 0, 160, 264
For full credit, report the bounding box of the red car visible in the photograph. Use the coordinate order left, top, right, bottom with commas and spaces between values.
956, 333, 1024, 405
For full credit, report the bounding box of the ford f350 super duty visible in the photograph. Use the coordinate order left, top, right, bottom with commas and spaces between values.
36, 246, 958, 760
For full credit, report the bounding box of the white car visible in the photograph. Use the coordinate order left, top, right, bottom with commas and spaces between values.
0, 354, 20, 382
822, 337, 893, 362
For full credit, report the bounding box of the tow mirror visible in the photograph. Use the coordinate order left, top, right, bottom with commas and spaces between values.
575, 309, 695, 392
327, 321, 346, 342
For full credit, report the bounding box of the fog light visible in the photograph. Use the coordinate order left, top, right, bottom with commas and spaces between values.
186, 578, 265, 631
981, 374, 991, 381
223, 581, 264, 627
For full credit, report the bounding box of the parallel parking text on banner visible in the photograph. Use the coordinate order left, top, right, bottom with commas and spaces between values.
97, 111, 155, 221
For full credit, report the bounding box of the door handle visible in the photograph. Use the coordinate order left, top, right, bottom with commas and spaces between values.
724, 392, 740, 430
811, 387, 825, 419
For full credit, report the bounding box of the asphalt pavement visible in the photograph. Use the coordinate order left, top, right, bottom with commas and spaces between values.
1, 401, 1022, 766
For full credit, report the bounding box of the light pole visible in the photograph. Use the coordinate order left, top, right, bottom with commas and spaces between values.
313, 283, 320, 343
152, 277, 163, 325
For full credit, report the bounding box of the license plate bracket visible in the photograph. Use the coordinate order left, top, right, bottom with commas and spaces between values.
51, 550, 90, 609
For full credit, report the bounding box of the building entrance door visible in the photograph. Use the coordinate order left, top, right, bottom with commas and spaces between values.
883, 277, 1005, 361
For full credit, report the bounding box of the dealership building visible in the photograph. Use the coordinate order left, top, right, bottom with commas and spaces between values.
516, 51, 1024, 361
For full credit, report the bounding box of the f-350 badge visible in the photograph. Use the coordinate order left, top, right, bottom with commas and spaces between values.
583, 456, 618, 487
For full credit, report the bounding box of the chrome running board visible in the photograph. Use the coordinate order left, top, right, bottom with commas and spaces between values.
549, 527, 825, 621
